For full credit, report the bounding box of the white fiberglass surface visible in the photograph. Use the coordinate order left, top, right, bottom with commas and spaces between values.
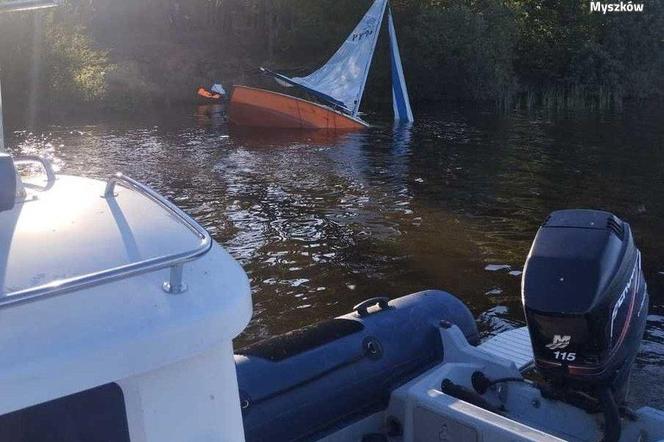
0, 174, 200, 296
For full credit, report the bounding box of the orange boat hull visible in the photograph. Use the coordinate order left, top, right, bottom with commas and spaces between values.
228, 86, 368, 130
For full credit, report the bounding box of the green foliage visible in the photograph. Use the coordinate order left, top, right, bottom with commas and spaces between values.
0, 2, 112, 114
404, 0, 517, 105
1, 0, 663, 112
44, 21, 111, 104
511, 0, 664, 109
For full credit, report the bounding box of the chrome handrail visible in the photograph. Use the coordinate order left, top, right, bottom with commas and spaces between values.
0, 173, 213, 309
14, 155, 57, 189
0, 0, 59, 13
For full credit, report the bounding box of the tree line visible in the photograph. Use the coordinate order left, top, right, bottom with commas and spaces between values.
0, 0, 662, 115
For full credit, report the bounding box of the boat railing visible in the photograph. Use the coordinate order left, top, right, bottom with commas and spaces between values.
0, 170, 213, 309
0, 0, 59, 13
14, 155, 57, 190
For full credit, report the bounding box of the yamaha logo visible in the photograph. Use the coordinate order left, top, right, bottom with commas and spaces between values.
546, 335, 571, 350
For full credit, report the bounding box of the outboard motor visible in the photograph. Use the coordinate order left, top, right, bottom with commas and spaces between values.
523, 210, 648, 440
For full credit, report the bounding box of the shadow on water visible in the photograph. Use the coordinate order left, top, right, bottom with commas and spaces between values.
5, 106, 664, 407
229, 126, 358, 148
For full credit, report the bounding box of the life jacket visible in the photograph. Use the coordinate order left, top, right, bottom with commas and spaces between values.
197, 87, 221, 100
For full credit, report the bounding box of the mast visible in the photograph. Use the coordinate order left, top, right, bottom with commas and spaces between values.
388, 6, 414, 122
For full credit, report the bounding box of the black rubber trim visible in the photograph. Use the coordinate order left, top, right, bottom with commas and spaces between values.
238, 318, 364, 361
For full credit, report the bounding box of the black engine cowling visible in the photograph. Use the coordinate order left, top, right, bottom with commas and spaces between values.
522, 210, 648, 404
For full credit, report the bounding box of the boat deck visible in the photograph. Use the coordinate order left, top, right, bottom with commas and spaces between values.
478, 327, 534, 371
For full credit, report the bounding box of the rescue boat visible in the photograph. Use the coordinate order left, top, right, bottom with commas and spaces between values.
1, 155, 662, 442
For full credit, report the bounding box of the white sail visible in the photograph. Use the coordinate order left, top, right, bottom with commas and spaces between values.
273, 0, 388, 115
388, 7, 414, 122
265, 0, 414, 123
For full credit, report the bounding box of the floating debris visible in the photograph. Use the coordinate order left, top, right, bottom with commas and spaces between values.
485, 288, 504, 296
485, 264, 511, 272
414, 178, 424, 183
290, 279, 309, 287
509, 270, 523, 277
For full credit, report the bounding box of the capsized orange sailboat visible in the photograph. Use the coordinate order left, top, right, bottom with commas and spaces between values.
229, 85, 368, 130
229, 0, 413, 130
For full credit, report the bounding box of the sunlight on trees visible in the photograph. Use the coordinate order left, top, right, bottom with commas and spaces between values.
0, 0, 662, 113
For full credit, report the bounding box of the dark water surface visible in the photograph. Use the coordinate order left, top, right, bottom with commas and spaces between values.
6, 106, 664, 407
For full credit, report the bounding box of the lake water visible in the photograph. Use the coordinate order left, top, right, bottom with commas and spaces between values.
6, 105, 664, 408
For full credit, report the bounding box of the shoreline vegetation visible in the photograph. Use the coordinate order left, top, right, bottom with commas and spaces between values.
0, 0, 663, 118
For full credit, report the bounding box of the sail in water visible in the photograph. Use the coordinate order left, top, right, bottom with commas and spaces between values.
264, 0, 414, 123
268, 0, 386, 116
234, 0, 414, 129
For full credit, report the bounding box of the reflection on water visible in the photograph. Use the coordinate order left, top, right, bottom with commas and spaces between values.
6, 107, 664, 407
